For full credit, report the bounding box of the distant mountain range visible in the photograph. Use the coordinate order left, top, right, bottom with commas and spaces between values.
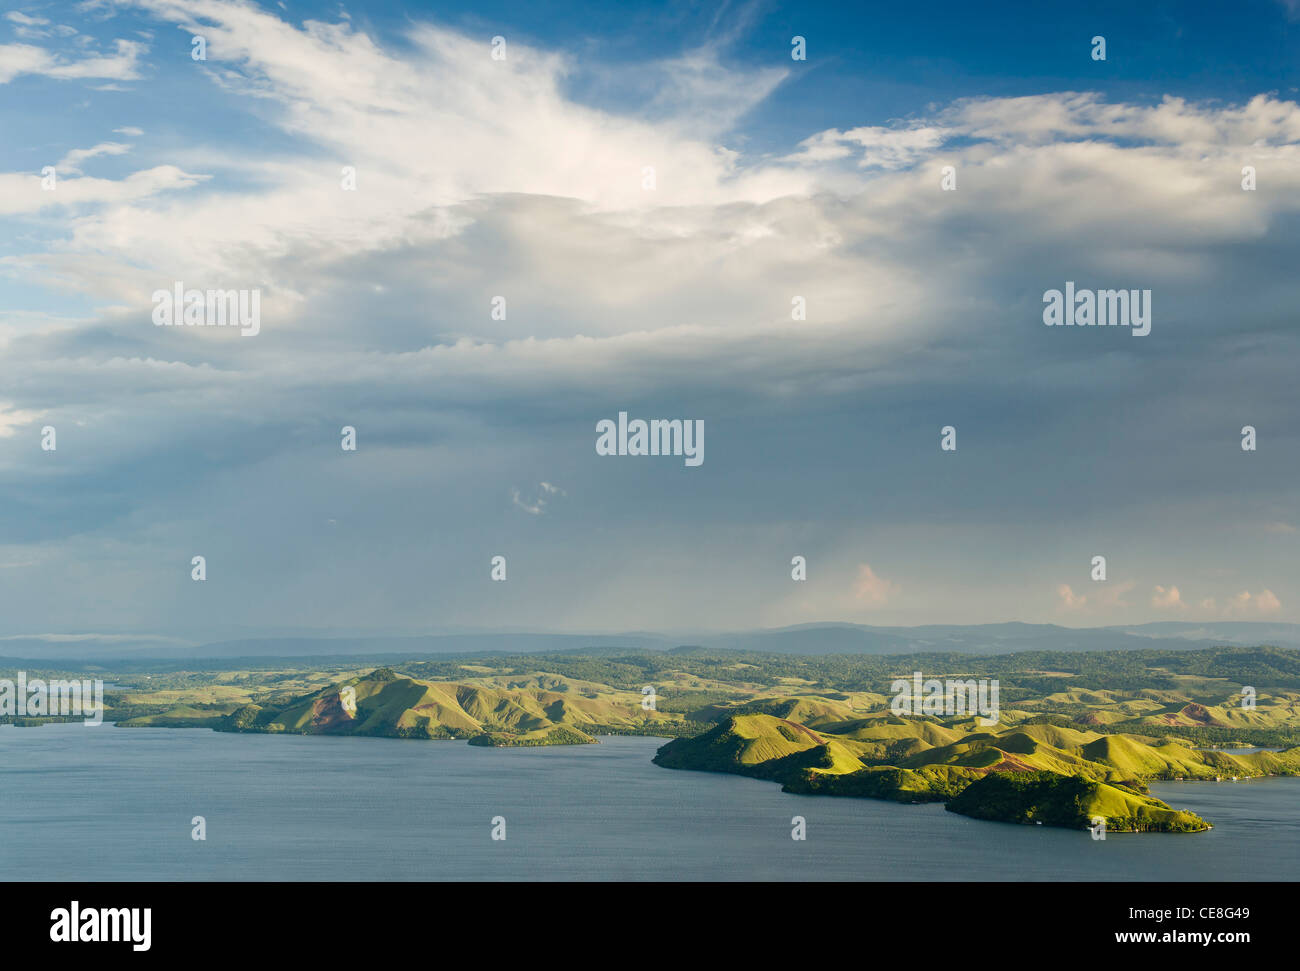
5, 620, 1300, 661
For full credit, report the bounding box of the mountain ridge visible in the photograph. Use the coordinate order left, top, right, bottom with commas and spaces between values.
11, 620, 1300, 660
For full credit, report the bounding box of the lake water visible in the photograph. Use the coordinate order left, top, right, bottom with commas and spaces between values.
2, 723, 1297, 881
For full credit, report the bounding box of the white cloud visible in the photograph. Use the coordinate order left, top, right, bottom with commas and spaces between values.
4, 5, 1296, 381
6, 11, 51, 39
0, 402, 44, 438
0, 38, 144, 83
511, 482, 566, 515
58, 141, 131, 174
785, 125, 948, 169
0, 165, 207, 216
9, 4, 1294, 352
0, 1, 1298, 629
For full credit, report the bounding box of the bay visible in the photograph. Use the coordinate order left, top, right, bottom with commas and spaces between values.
2, 724, 1295, 881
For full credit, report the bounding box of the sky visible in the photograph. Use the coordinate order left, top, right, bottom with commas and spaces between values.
0, 0, 1298, 642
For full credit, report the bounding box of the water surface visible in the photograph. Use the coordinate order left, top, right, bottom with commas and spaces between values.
1, 724, 1295, 880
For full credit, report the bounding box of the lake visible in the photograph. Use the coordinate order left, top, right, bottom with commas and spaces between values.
2, 723, 1297, 880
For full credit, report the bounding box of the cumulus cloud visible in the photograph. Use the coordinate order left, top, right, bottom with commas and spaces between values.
0, 0, 1296, 632
1226, 589, 1282, 615
1151, 585, 1185, 609
853, 564, 898, 606
1057, 584, 1086, 610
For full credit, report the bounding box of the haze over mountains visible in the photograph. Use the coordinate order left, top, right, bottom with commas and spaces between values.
5, 621, 1300, 662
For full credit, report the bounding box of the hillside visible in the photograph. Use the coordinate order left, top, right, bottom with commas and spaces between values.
652, 697, 1300, 831
945, 772, 1209, 833
35, 644, 1300, 832
211, 667, 684, 746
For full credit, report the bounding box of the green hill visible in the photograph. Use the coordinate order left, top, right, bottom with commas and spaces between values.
946, 771, 1209, 833
213, 668, 676, 745
652, 709, 1300, 832
652, 713, 830, 779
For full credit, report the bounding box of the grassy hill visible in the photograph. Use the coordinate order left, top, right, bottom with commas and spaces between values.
946, 771, 1209, 833
651, 696, 1300, 832
653, 714, 835, 778
213, 667, 686, 746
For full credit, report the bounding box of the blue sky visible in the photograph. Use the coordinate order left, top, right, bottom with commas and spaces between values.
1, 0, 1298, 644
